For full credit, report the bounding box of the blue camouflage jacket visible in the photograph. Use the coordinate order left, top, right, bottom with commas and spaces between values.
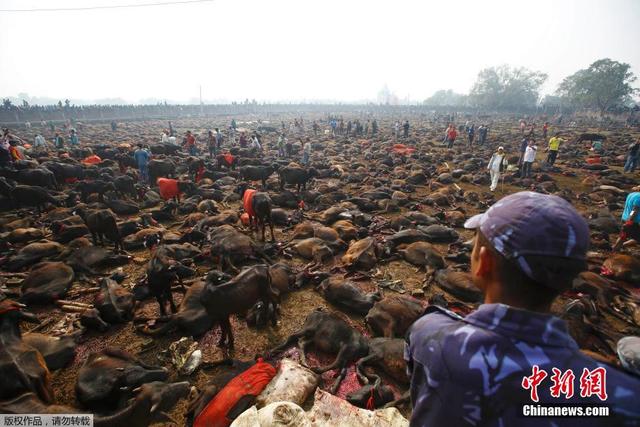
405, 304, 640, 426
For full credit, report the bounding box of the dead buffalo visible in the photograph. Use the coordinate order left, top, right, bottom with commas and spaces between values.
75, 347, 168, 412
0, 300, 53, 404
94, 278, 135, 324
5, 240, 65, 271
365, 295, 424, 338
316, 277, 381, 315
22, 334, 75, 371
21, 261, 75, 304
10, 185, 60, 213
137, 280, 212, 337
269, 308, 369, 394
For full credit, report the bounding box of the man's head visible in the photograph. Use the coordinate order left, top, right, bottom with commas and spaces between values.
497, 146, 504, 154
528, 139, 535, 146
465, 192, 589, 312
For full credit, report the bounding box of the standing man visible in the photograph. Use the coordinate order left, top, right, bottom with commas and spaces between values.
403, 120, 410, 138
522, 139, 537, 178
34, 133, 48, 153
613, 192, 640, 251
184, 130, 196, 155
477, 124, 488, 145
446, 125, 457, 149
487, 146, 507, 192
542, 122, 549, 140
302, 138, 311, 165
133, 143, 150, 184
215, 128, 223, 150
546, 133, 563, 166
313, 121, 319, 136
69, 128, 79, 146
371, 119, 378, 135
518, 137, 529, 167
207, 130, 217, 158
405, 191, 640, 425
467, 123, 475, 147
277, 133, 286, 158
623, 139, 639, 173
54, 132, 65, 150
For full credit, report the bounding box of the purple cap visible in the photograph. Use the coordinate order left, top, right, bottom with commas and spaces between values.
464, 191, 589, 289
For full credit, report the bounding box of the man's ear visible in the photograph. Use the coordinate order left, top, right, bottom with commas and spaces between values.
476, 246, 493, 278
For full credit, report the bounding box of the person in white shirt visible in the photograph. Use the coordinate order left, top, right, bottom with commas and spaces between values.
487, 146, 507, 192
522, 139, 537, 178
302, 138, 311, 165
161, 130, 169, 143
252, 134, 262, 152
34, 134, 48, 153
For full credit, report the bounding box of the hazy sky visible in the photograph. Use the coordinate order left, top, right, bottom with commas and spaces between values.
1, 0, 639, 104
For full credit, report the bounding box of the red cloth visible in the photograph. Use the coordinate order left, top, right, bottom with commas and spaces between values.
196, 165, 205, 183
186, 134, 196, 146
243, 189, 256, 217
157, 178, 180, 200
224, 153, 234, 166
82, 155, 102, 165
447, 129, 458, 140
193, 359, 276, 427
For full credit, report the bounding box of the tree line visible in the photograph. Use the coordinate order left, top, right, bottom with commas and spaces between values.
424, 58, 638, 115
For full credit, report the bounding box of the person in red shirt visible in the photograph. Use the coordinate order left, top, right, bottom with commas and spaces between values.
184, 130, 197, 155
446, 124, 458, 149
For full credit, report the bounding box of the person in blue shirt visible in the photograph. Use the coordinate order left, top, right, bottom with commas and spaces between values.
613, 192, 640, 251
69, 129, 79, 146
405, 191, 640, 427
133, 143, 150, 184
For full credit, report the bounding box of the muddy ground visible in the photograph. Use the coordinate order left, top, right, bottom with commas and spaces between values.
3, 113, 640, 425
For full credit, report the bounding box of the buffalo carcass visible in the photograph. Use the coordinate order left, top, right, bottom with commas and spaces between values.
137, 280, 212, 337
200, 264, 279, 349
365, 295, 424, 338
0, 300, 53, 404
4, 240, 65, 271
353, 337, 410, 408
22, 334, 76, 371
20, 261, 75, 304
316, 277, 381, 315
269, 308, 369, 394
75, 347, 168, 412
208, 225, 272, 272
9, 185, 60, 213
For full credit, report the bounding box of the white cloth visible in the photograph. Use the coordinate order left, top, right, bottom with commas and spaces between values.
34, 135, 46, 147
487, 153, 506, 171
524, 146, 537, 162
161, 133, 169, 143
490, 169, 501, 191
303, 143, 311, 154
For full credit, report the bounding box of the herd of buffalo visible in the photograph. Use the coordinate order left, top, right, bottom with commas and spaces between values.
0, 113, 639, 425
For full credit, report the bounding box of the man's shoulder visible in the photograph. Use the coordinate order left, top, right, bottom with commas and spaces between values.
409, 305, 466, 341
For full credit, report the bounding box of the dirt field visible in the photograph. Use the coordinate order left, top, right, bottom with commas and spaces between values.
2, 113, 639, 425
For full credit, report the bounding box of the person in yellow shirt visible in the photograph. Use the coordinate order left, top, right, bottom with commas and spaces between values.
546, 133, 563, 165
